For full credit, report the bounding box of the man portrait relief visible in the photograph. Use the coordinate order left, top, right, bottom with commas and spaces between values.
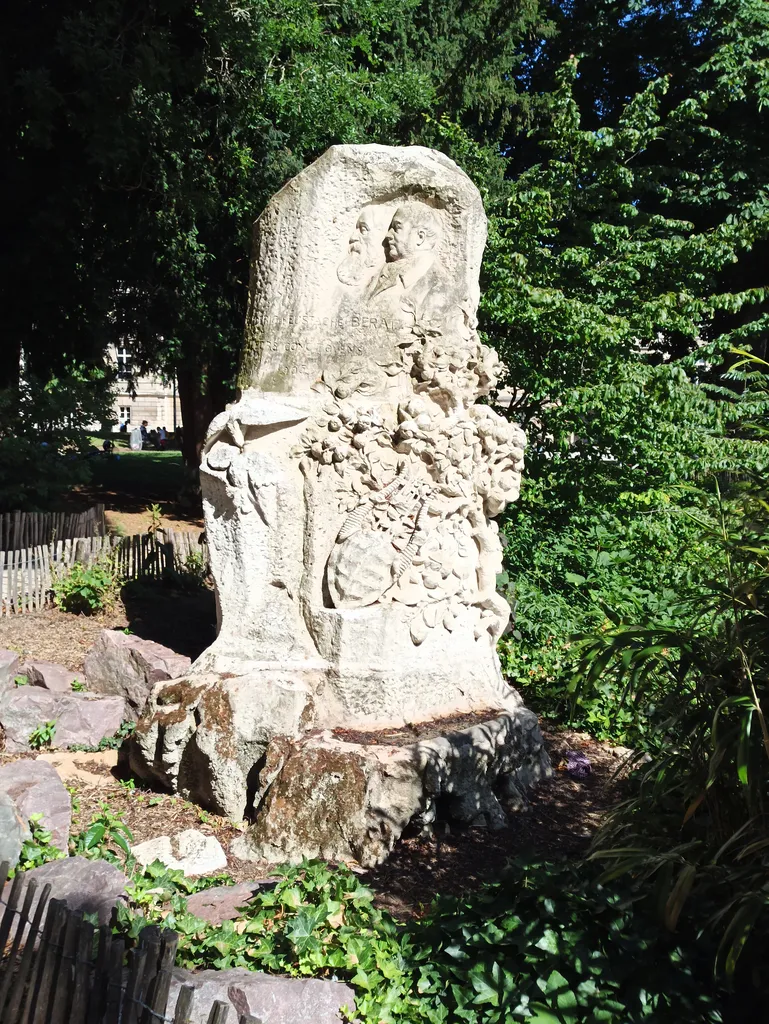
336, 205, 389, 288
367, 202, 451, 326
335, 199, 453, 330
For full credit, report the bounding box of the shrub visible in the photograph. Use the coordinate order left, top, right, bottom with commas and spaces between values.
28, 721, 56, 749
8, 814, 66, 878
51, 555, 123, 614
115, 858, 725, 1024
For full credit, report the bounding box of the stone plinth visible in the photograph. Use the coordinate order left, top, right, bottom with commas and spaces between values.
128, 144, 549, 855
233, 710, 551, 867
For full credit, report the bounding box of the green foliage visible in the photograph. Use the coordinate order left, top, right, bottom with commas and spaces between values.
51, 555, 123, 615
28, 721, 56, 750
0, 364, 117, 511
169, 548, 209, 590
8, 815, 66, 879
14, 674, 27, 687
114, 858, 724, 1024
146, 504, 163, 536
71, 805, 134, 864
453, 1, 769, 740
571, 369, 769, 979
69, 719, 136, 753
71, 679, 86, 692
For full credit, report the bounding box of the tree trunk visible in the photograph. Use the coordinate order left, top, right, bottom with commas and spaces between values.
176, 362, 233, 469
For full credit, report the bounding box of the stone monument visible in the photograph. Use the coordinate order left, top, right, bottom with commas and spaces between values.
128, 145, 550, 866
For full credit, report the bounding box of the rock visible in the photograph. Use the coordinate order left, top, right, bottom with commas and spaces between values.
0, 688, 125, 752
186, 882, 263, 926
0, 649, 21, 689
22, 660, 79, 693
233, 709, 552, 867
84, 630, 191, 720
0, 759, 71, 850
166, 968, 355, 1024
131, 830, 228, 876
0, 857, 127, 940
0, 790, 31, 868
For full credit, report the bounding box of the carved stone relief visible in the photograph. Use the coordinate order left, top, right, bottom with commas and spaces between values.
129, 146, 549, 842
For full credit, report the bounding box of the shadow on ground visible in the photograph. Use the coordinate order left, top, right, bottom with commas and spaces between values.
121, 580, 217, 661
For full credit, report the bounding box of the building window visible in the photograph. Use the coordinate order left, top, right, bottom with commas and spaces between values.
119, 405, 131, 424
116, 345, 133, 379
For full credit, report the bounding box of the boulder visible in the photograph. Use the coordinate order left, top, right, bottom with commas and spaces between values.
0, 649, 21, 689
186, 882, 263, 926
0, 688, 125, 752
84, 630, 191, 719
131, 830, 228, 877
0, 759, 71, 850
0, 857, 127, 939
22, 660, 79, 693
233, 709, 552, 867
0, 791, 31, 869
166, 968, 355, 1024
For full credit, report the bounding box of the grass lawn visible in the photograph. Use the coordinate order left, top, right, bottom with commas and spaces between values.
78, 438, 198, 526
88, 446, 186, 501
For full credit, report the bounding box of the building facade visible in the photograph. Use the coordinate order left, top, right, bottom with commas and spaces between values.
108, 345, 182, 433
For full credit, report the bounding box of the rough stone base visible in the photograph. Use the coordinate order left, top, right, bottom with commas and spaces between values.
231, 709, 551, 867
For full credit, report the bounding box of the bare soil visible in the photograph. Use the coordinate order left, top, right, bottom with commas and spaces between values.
0, 582, 216, 670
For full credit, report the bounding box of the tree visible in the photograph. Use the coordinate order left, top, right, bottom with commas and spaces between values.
2, 0, 550, 467
461, 0, 769, 729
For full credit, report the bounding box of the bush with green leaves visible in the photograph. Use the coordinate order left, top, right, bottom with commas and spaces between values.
28, 720, 56, 750
71, 805, 134, 863
51, 555, 123, 615
0, 364, 116, 512
8, 814, 66, 879
113, 858, 728, 1024
68, 720, 136, 753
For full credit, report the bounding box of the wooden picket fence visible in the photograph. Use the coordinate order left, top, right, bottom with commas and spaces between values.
0, 861, 258, 1023
0, 506, 106, 555
0, 530, 208, 616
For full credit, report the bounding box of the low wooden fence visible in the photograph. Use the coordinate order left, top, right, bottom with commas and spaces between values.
0, 530, 208, 615
0, 506, 106, 554
0, 861, 257, 1023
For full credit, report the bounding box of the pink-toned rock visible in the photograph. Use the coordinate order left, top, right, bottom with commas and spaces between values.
22, 660, 79, 693
0, 759, 71, 850
0, 649, 20, 689
0, 688, 125, 752
186, 882, 265, 925
166, 969, 355, 1024
0, 857, 127, 940
84, 630, 191, 719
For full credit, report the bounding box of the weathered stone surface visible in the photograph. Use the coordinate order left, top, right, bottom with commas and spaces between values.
128, 672, 322, 819
0, 759, 71, 850
130, 145, 549, 851
0, 790, 31, 868
84, 630, 191, 719
0, 649, 20, 689
131, 830, 228, 876
22, 660, 79, 693
0, 857, 127, 937
0, 688, 125, 752
186, 882, 263, 925
166, 968, 355, 1024
233, 709, 552, 867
